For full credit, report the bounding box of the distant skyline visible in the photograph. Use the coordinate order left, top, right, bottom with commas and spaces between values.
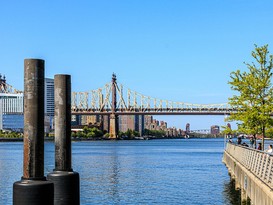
1, 0, 273, 130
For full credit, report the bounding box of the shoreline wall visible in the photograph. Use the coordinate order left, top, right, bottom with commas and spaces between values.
223, 143, 273, 205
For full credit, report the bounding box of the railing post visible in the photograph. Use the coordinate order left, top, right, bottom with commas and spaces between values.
47, 74, 80, 205
13, 59, 54, 205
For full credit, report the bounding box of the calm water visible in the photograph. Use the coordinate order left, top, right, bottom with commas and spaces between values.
0, 138, 240, 205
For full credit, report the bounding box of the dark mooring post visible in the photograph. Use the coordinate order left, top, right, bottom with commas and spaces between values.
47, 74, 80, 205
13, 59, 54, 205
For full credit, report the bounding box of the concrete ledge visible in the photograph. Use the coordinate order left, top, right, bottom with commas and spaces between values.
223, 151, 273, 205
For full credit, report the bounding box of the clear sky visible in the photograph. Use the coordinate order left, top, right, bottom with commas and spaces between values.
1, 0, 273, 130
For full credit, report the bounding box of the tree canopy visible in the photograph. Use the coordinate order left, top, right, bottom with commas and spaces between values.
227, 44, 273, 150
71, 126, 104, 139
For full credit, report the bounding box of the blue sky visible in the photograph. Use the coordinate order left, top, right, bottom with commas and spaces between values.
1, 0, 273, 130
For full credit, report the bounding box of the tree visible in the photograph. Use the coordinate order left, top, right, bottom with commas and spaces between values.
125, 129, 133, 139
132, 130, 139, 137
72, 132, 77, 138
87, 132, 95, 138
76, 131, 85, 138
227, 44, 273, 150
221, 125, 234, 137
83, 126, 89, 134
104, 133, 110, 139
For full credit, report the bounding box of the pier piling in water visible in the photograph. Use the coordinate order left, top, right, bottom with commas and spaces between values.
47, 74, 80, 205
13, 59, 54, 205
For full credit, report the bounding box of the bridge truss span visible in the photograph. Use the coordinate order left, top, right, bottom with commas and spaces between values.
71, 75, 234, 115
0, 82, 23, 94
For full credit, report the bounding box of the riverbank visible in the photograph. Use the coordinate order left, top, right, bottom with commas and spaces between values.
0, 137, 55, 142
0, 138, 23, 142
0, 136, 224, 142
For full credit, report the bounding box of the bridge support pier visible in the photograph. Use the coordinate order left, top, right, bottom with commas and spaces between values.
109, 73, 118, 139
109, 114, 118, 139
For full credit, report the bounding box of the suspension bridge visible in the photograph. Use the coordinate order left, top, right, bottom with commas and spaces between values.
70, 74, 235, 138
71, 74, 234, 115
0, 74, 23, 94
2, 73, 235, 138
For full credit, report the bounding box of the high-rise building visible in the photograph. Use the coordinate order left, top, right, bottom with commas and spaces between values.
71, 115, 81, 126
86, 115, 100, 125
119, 115, 135, 132
178, 129, 183, 136
45, 78, 54, 117
118, 115, 144, 136
102, 115, 110, 132
135, 115, 144, 136
44, 78, 54, 132
81, 115, 88, 125
186, 123, 190, 134
160, 121, 167, 129
211, 125, 220, 135
144, 115, 153, 129
172, 127, 178, 137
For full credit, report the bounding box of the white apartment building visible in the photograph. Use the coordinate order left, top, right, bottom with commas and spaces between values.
0, 77, 55, 132
0, 93, 24, 131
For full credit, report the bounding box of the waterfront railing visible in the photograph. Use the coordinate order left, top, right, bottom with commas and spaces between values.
225, 143, 273, 189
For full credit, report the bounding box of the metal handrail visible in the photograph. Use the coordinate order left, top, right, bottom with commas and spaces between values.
225, 143, 273, 188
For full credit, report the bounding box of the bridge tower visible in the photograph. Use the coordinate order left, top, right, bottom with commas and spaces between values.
109, 73, 119, 139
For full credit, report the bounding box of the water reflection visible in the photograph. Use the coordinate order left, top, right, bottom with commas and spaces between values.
108, 148, 121, 202
0, 143, 23, 205
1, 139, 247, 205
223, 177, 241, 205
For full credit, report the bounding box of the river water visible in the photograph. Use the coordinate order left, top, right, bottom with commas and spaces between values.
0, 138, 241, 205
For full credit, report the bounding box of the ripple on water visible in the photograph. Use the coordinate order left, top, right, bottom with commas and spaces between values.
1, 139, 240, 205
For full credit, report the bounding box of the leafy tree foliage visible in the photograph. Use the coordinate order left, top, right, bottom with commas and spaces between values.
221, 126, 234, 136
143, 129, 165, 138
0, 130, 22, 138
73, 126, 103, 139
227, 45, 273, 150
118, 129, 140, 139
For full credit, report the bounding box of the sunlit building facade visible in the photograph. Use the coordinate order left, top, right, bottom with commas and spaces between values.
119, 115, 144, 136
45, 78, 54, 132
0, 93, 24, 131
186, 123, 190, 134
211, 125, 220, 135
